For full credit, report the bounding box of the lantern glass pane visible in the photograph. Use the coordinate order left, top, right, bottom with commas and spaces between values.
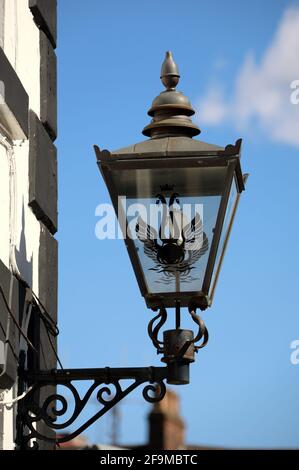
111, 165, 227, 199
112, 165, 228, 297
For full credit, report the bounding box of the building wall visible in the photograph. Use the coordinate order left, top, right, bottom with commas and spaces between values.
0, 0, 57, 450
148, 390, 185, 450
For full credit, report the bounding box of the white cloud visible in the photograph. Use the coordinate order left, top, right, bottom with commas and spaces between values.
199, 87, 229, 124
197, 6, 299, 148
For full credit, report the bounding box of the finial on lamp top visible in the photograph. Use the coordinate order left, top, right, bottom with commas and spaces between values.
160, 51, 180, 90
142, 51, 200, 138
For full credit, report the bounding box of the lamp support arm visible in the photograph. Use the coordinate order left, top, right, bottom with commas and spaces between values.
16, 307, 208, 449
17, 365, 168, 449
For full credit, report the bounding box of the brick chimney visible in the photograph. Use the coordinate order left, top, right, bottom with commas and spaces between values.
148, 390, 185, 450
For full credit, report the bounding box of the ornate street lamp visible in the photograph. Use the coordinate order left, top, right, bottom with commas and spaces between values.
95, 51, 246, 384
18, 52, 247, 449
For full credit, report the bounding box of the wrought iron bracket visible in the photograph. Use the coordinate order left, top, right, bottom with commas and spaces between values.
17, 365, 169, 449
16, 306, 209, 449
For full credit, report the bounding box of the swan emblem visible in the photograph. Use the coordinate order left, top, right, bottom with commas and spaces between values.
135, 193, 209, 285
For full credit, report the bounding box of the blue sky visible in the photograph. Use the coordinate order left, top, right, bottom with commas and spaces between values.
56, 0, 299, 448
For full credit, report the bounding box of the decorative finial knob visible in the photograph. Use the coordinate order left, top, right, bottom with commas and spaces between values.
160, 51, 180, 90
142, 51, 200, 138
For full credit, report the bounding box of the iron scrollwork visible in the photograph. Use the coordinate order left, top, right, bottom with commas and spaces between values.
17, 366, 167, 449
18, 307, 209, 449
148, 305, 209, 356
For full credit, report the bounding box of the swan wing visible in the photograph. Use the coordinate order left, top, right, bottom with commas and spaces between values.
186, 232, 209, 265
136, 216, 159, 262
183, 212, 203, 244
136, 215, 158, 241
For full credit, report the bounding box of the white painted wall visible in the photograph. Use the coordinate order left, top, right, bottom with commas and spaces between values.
3, 0, 40, 117
0, 131, 41, 294
0, 0, 45, 450
0, 141, 10, 267
0, 388, 16, 450
0, 0, 42, 291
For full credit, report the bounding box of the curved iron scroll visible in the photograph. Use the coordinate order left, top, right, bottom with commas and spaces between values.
148, 306, 209, 356
189, 309, 209, 352
18, 366, 167, 449
148, 307, 167, 353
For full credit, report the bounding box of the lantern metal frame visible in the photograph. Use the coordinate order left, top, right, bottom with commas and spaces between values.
95, 138, 245, 311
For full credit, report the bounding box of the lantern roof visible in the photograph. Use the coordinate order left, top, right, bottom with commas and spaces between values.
96, 52, 244, 163
95, 138, 244, 192
109, 136, 224, 158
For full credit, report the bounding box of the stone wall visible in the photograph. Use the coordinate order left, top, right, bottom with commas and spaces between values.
0, 0, 57, 450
